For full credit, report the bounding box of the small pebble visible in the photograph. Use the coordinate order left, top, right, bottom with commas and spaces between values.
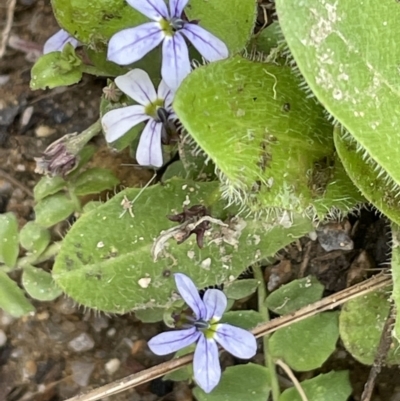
0, 329, 7, 346
23, 360, 37, 379
70, 360, 95, 387
68, 333, 95, 353
107, 328, 116, 337
91, 316, 109, 332
105, 358, 121, 375
35, 125, 56, 138
36, 311, 49, 321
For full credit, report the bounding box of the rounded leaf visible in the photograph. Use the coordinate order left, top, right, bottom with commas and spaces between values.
0, 213, 19, 268
224, 279, 259, 300
0, 271, 34, 317
265, 276, 324, 315
339, 289, 400, 365
72, 168, 119, 196
22, 265, 62, 301
34, 193, 75, 228
34, 176, 66, 202
19, 222, 51, 255
269, 312, 339, 371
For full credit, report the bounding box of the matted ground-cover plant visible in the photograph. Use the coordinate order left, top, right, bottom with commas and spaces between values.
1, 0, 400, 399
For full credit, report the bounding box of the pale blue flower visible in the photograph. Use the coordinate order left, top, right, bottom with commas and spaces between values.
148, 273, 257, 393
43, 29, 79, 54
101, 69, 174, 168
107, 0, 229, 90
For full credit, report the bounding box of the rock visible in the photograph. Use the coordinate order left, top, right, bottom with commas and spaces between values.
105, 358, 120, 375
70, 360, 95, 387
68, 333, 95, 353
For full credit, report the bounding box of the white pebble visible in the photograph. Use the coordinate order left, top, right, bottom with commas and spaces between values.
105, 358, 121, 375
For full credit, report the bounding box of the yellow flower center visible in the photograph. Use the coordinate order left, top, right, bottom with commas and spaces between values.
144, 98, 164, 120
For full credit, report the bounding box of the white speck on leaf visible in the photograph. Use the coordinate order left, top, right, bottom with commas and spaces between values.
97, 241, 104, 248
138, 277, 151, 288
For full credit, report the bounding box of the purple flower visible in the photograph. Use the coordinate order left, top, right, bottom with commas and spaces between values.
101, 69, 174, 167
107, 0, 229, 90
148, 273, 257, 393
43, 29, 79, 54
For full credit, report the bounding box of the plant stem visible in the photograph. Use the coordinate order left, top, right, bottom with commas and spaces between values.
81, 65, 112, 77
254, 264, 281, 401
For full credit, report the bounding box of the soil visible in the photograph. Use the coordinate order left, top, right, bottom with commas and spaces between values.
0, 1, 399, 401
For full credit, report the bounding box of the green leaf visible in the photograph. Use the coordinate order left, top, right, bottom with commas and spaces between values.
34, 193, 76, 228
339, 289, 400, 365
68, 145, 96, 179
51, 0, 147, 46
30, 45, 83, 90
135, 307, 165, 323
22, 265, 62, 301
174, 56, 359, 216
392, 223, 400, 340
0, 271, 34, 317
220, 310, 265, 330
335, 128, 400, 224
185, 0, 257, 54
265, 276, 324, 315
193, 364, 270, 401
269, 312, 339, 371
34, 176, 66, 202
53, 179, 313, 313
72, 168, 120, 196
19, 222, 51, 255
276, 0, 400, 191
178, 129, 216, 181
0, 213, 19, 268
224, 279, 259, 300
279, 371, 352, 401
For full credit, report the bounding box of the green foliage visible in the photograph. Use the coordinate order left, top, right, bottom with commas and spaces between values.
279, 371, 352, 401
224, 279, 259, 300
34, 193, 76, 228
269, 312, 339, 371
53, 179, 313, 313
265, 276, 324, 315
335, 128, 400, 224
174, 56, 361, 215
19, 222, 51, 255
392, 223, 400, 340
0, 271, 34, 317
30, 44, 83, 90
276, 0, 400, 191
193, 364, 271, 401
22, 265, 62, 302
0, 213, 19, 268
220, 310, 265, 330
72, 167, 119, 196
34, 176, 67, 202
339, 289, 400, 365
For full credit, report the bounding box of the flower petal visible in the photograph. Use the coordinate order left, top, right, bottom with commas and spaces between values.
43, 29, 79, 54
214, 324, 257, 359
161, 33, 191, 90
102, 105, 148, 143
126, 0, 169, 20
148, 327, 200, 355
107, 23, 163, 66
193, 335, 221, 393
157, 80, 175, 109
136, 119, 163, 167
174, 273, 206, 319
203, 289, 227, 322
116, 69, 157, 105
169, 0, 189, 18
181, 24, 228, 61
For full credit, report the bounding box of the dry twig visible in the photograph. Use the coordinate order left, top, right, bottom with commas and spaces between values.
64, 272, 392, 401
275, 359, 308, 401
0, 0, 17, 59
